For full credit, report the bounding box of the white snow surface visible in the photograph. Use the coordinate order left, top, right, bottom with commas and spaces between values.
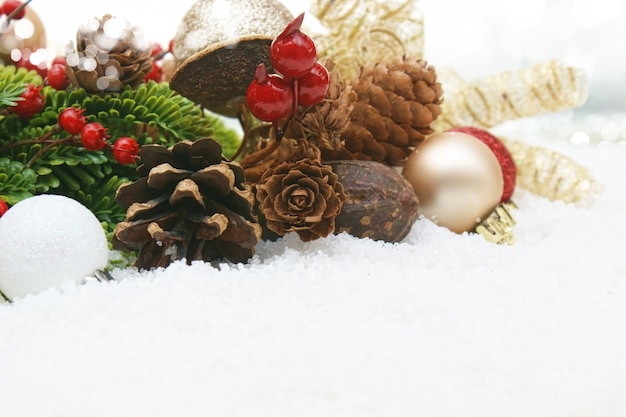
1, 139, 626, 417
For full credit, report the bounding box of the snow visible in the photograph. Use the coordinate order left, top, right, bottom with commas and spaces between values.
1, 138, 625, 416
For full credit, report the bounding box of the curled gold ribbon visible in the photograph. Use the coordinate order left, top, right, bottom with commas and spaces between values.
502, 138, 604, 207
435, 60, 589, 131
311, 0, 424, 81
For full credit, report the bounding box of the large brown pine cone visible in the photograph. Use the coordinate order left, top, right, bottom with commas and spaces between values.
323, 56, 443, 165
255, 159, 345, 242
112, 138, 262, 269
66, 15, 153, 93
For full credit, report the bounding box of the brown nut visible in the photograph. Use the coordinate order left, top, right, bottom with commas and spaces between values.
329, 160, 419, 242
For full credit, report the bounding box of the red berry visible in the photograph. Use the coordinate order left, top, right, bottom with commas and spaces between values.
246, 63, 294, 123
59, 107, 87, 135
2, 0, 26, 19
270, 13, 317, 79
47, 64, 68, 90
144, 61, 163, 83
297, 62, 330, 106
51, 56, 66, 66
112, 137, 140, 165
168, 39, 174, 53
0, 200, 9, 217
13, 84, 44, 119
81, 122, 108, 151
15, 54, 47, 78
151, 43, 164, 57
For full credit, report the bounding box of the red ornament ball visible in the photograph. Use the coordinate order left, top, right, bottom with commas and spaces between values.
448, 126, 517, 203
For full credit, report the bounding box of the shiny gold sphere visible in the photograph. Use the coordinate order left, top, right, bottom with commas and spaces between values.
402, 131, 504, 233
0, 7, 47, 63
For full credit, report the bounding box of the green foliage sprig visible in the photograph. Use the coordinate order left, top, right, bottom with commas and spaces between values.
0, 65, 241, 235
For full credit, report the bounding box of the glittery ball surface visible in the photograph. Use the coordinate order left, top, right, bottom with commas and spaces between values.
450, 126, 517, 203
173, 0, 293, 64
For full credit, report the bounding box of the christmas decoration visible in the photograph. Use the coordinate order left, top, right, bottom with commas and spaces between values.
329, 160, 418, 242
402, 130, 505, 235
246, 63, 294, 124
434, 60, 589, 132
0, 4, 46, 66
502, 138, 604, 207
311, 0, 424, 81
255, 158, 345, 242
0, 194, 108, 301
169, 0, 293, 116
65, 15, 153, 93
112, 138, 262, 269
282, 57, 356, 153
45, 63, 67, 90
0, 61, 238, 232
449, 126, 517, 203
322, 55, 443, 165
0, 0, 609, 279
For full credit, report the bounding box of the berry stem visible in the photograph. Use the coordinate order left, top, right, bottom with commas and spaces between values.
0, 124, 63, 154
231, 102, 251, 161
292, 78, 299, 115
25, 136, 78, 168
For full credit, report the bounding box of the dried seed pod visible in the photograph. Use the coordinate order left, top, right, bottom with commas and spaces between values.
329, 160, 419, 242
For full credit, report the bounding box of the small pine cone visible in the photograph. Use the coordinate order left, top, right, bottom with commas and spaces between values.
112, 138, 262, 269
324, 56, 443, 165
284, 58, 357, 151
255, 158, 345, 242
240, 137, 322, 185
66, 15, 153, 93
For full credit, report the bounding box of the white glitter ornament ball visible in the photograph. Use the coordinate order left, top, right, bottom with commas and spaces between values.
0, 195, 109, 300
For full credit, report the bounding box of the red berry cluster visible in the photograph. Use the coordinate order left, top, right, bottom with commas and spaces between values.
58, 108, 140, 165
246, 13, 329, 127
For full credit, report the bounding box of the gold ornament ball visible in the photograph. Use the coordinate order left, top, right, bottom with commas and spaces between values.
0, 7, 47, 64
402, 131, 504, 234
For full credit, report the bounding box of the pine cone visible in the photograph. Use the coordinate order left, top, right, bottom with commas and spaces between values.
112, 138, 262, 269
324, 56, 443, 165
66, 15, 153, 93
284, 58, 357, 151
255, 158, 345, 242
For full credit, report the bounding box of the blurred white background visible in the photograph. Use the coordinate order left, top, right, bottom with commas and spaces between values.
15, 0, 626, 142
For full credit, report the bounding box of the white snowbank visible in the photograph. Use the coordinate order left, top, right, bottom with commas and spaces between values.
1, 138, 625, 417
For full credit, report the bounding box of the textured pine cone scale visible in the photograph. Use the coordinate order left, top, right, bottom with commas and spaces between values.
112, 138, 262, 269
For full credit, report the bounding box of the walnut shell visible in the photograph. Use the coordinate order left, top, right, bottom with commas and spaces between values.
329, 160, 419, 242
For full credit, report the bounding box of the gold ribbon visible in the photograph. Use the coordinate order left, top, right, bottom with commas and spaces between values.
434, 60, 589, 131
311, 0, 424, 81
